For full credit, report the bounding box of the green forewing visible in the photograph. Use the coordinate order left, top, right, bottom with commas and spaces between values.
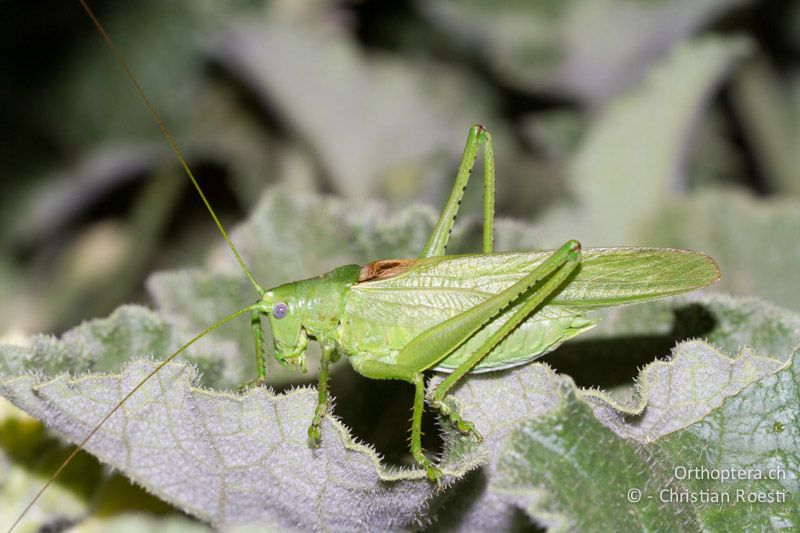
341, 248, 719, 372
548, 247, 720, 307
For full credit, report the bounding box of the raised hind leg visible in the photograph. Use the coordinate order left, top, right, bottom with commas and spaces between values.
420, 124, 495, 258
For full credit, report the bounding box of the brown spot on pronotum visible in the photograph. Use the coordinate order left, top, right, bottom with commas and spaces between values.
358, 259, 416, 283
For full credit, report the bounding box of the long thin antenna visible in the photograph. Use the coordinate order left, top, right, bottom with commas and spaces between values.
78, 0, 265, 296
7, 304, 260, 533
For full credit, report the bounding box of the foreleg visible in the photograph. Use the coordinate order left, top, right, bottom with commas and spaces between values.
239, 306, 269, 391
252, 307, 267, 381
308, 344, 335, 446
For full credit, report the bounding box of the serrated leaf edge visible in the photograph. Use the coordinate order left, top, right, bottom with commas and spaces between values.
579, 339, 786, 418
4, 356, 483, 485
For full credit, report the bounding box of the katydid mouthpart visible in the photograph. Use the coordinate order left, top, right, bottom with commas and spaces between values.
9, 1, 721, 529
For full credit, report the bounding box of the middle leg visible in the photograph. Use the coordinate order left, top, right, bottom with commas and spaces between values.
308, 344, 335, 446
354, 360, 442, 484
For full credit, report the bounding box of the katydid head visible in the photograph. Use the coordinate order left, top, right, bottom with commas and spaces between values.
260, 264, 363, 369
262, 285, 308, 369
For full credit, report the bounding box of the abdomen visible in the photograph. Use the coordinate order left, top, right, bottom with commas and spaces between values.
340, 279, 595, 373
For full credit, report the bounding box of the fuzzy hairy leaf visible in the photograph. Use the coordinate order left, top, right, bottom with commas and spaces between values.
545, 292, 800, 395
0, 307, 481, 531
495, 346, 799, 531
429, 295, 798, 530
2, 191, 798, 531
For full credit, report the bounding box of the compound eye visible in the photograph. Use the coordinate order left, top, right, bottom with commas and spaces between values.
273, 302, 288, 319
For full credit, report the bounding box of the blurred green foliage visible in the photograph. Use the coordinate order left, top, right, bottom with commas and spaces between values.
2, 0, 800, 530
2, 0, 800, 336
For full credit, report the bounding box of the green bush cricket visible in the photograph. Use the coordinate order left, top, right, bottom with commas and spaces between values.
11, 1, 721, 528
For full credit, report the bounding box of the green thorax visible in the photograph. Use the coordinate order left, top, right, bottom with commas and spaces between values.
294, 264, 362, 338
265, 264, 361, 351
